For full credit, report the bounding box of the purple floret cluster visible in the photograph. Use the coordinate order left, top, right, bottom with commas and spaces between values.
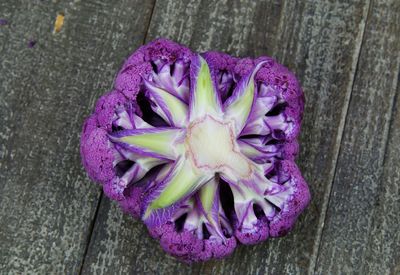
80, 38, 310, 262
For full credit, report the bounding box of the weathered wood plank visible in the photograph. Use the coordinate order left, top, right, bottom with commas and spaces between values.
0, 0, 154, 273
315, 0, 400, 273
81, 0, 370, 274
363, 82, 400, 275
81, 197, 195, 274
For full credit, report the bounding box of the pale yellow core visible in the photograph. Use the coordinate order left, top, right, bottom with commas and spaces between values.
185, 115, 252, 178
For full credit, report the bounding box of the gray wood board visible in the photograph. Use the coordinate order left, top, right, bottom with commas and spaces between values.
315, 0, 400, 273
363, 73, 400, 275
81, 0, 374, 274
0, 0, 154, 273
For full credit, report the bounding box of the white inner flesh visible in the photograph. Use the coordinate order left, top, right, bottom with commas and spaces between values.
185, 115, 253, 179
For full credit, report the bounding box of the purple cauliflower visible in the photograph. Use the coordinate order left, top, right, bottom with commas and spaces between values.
80, 39, 310, 262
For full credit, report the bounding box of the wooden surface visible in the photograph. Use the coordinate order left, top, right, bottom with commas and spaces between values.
0, 0, 399, 274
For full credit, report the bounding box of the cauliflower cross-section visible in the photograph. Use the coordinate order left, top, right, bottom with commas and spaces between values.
80, 39, 310, 262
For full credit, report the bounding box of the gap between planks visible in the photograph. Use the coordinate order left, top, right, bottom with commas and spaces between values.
77, 1, 157, 273
361, 60, 400, 274
79, 193, 104, 275
378, 70, 400, 174
143, 0, 157, 45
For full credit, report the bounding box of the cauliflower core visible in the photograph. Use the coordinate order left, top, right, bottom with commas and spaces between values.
80, 39, 311, 262
186, 116, 251, 179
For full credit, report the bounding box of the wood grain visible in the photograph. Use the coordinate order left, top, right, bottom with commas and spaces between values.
81, 0, 371, 274
363, 79, 400, 275
0, 0, 154, 273
81, 197, 196, 274
315, 0, 400, 273
2, 0, 398, 273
